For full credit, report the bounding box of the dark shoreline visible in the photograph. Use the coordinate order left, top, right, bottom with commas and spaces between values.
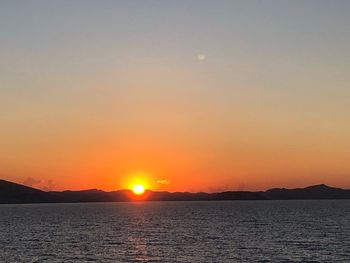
1, 179, 350, 204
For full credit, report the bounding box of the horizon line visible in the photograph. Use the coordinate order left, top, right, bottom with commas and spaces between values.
0, 179, 345, 194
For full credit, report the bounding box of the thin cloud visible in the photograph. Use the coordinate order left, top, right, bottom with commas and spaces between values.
22, 177, 41, 187
42, 180, 55, 191
156, 179, 170, 185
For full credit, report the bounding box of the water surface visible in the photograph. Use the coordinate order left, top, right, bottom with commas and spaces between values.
1, 200, 350, 262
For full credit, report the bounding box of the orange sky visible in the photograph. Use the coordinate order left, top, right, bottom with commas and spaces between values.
1, 1, 350, 192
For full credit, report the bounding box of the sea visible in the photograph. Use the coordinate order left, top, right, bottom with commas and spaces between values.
0, 200, 350, 262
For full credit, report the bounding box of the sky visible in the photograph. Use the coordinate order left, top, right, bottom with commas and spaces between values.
1, 0, 350, 192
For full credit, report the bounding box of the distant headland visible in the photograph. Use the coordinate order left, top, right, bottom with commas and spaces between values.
1, 179, 350, 204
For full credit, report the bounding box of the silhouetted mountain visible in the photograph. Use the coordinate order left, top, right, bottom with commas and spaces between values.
264, 184, 350, 199
0, 179, 51, 203
1, 179, 350, 204
50, 189, 114, 203
50, 189, 133, 203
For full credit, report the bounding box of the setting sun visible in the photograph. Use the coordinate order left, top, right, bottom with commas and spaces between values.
132, 184, 145, 195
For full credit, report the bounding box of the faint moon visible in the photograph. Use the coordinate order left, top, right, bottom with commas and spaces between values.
197, 54, 206, 61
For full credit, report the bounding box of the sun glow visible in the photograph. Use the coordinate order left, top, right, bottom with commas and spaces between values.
132, 184, 145, 195
125, 171, 152, 195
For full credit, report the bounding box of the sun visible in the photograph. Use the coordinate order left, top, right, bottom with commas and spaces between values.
132, 184, 145, 195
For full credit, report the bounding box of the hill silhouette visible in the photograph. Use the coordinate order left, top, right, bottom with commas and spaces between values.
1, 179, 350, 204
0, 179, 53, 203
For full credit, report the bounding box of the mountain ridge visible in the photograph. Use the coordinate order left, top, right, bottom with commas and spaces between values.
1, 179, 350, 204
